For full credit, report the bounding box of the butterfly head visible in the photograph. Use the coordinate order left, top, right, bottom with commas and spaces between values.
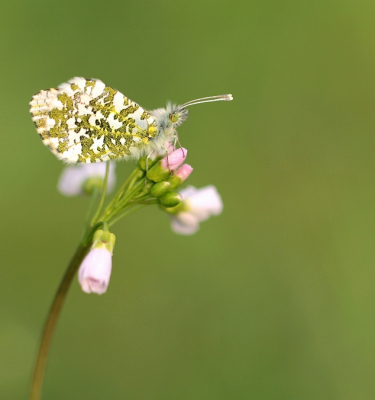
163, 94, 233, 128
167, 103, 190, 128
150, 94, 233, 147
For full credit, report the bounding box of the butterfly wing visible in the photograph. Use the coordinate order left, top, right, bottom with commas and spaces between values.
29, 77, 157, 163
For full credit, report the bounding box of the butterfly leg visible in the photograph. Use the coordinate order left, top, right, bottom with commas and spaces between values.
171, 137, 177, 151
163, 146, 172, 173
174, 134, 185, 157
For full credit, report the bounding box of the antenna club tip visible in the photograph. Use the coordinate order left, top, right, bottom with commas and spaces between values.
225, 94, 233, 101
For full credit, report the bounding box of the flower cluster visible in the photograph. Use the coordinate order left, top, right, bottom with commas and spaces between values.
144, 147, 191, 207
58, 147, 223, 294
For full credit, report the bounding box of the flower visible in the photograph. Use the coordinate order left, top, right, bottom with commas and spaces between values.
168, 185, 223, 235
57, 162, 116, 196
78, 248, 113, 294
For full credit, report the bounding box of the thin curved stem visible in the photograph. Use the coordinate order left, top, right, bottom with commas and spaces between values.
91, 162, 110, 225
100, 179, 145, 222
81, 186, 99, 239
99, 166, 142, 222
29, 222, 103, 400
107, 205, 144, 227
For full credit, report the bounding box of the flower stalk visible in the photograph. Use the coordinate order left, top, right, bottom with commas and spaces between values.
29, 160, 154, 400
29, 222, 103, 400
90, 161, 110, 225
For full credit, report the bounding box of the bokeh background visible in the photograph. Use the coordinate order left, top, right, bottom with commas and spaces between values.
2, 0, 375, 399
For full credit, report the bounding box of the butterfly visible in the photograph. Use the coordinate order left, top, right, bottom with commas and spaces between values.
30, 77, 233, 163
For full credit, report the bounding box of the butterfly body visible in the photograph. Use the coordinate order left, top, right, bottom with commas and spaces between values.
30, 77, 232, 163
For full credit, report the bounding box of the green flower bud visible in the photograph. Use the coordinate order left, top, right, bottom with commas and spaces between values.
161, 201, 187, 215
146, 161, 171, 182
138, 156, 162, 171
158, 192, 182, 207
167, 164, 193, 189
92, 229, 116, 254
150, 181, 171, 197
135, 169, 146, 179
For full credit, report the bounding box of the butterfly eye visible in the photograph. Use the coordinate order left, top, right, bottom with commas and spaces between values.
169, 113, 179, 123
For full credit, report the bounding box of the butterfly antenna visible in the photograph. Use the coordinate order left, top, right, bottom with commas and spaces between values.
180, 94, 233, 109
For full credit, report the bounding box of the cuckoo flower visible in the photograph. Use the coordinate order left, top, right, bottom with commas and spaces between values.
166, 185, 223, 235
58, 162, 116, 196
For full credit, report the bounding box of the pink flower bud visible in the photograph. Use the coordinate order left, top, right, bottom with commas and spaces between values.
155, 141, 175, 156
167, 164, 193, 189
175, 164, 193, 179
165, 141, 176, 154
160, 148, 187, 171
147, 148, 188, 182
78, 248, 112, 294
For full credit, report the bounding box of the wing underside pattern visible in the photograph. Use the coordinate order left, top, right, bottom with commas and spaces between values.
29, 77, 157, 163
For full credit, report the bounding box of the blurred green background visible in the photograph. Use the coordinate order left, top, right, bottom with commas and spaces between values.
2, 0, 375, 399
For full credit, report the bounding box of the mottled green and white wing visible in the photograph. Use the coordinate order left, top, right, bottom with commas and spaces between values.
29, 77, 157, 163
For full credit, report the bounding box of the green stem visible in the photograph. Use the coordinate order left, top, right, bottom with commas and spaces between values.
101, 179, 145, 222
91, 162, 110, 225
139, 199, 159, 205
81, 186, 99, 239
29, 222, 103, 400
121, 169, 141, 199
99, 166, 141, 222
108, 205, 144, 227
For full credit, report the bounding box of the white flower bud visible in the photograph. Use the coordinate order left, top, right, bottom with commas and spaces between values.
78, 248, 112, 294
78, 229, 116, 295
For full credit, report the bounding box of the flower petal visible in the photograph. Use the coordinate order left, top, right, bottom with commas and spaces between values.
171, 213, 200, 235
169, 185, 223, 235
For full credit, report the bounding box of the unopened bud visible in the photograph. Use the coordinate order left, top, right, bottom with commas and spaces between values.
167, 164, 193, 189
150, 181, 171, 197
161, 201, 187, 215
138, 156, 162, 172
78, 228, 116, 295
92, 229, 116, 254
147, 148, 187, 182
158, 192, 182, 207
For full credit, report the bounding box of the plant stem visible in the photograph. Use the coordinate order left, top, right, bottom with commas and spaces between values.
90, 162, 110, 225
100, 179, 145, 222
99, 166, 141, 222
29, 223, 103, 400
81, 186, 99, 239
107, 205, 143, 227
